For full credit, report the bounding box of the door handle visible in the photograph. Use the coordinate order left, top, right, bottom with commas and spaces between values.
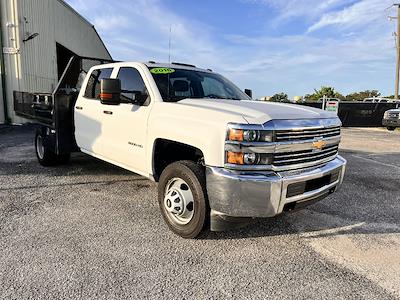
103, 110, 113, 115
76, 106, 83, 110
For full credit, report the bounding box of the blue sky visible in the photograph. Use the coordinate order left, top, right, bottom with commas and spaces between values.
66, 0, 396, 98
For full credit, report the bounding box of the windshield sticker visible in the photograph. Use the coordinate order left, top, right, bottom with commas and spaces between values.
150, 68, 175, 74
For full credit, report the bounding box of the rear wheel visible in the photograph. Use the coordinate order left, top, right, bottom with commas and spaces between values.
35, 131, 70, 166
387, 126, 396, 131
158, 160, 208, 238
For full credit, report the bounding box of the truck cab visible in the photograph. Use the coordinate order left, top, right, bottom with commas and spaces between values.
17, 57, 346, 238
74, 62, 153, 177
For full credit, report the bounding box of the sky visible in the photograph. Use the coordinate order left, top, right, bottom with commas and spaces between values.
66, 0, 397, 98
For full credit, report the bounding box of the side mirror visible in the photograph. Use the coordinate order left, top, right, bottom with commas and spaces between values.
244, 89, 253, 98
120, 90, 149, 106
100, 78, 121, 105
133, 91, 149, 104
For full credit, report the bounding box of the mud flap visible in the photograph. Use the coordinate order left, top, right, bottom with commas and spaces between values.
210, 210, 253, 232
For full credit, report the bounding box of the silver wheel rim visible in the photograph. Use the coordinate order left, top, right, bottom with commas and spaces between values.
36, 135, 44, 159
164, 177, 194, 225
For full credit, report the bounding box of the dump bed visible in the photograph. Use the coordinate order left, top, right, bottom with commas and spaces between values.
14, 56, 114, 154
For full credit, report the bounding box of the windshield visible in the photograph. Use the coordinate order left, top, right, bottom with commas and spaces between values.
148, 67, 251, 102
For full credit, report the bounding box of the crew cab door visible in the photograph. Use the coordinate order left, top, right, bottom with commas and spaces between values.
101, 66, 151, 174
74, 67, 114, 155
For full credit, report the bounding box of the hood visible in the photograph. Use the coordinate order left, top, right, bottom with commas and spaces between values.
178, 99, 336, 124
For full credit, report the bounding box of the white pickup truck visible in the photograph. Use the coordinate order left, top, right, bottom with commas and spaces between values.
382, 109, 400, 130
15, 56, 346, 238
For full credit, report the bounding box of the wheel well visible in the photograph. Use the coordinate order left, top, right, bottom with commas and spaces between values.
153, 139, 204, 181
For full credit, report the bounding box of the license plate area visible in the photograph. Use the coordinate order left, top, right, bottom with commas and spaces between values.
286, 170, 340, 198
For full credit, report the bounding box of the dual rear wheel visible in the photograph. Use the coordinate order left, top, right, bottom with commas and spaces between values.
35, 131, 70, 166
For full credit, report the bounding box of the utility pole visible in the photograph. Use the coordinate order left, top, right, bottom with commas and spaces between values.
395, 5, 400, 99
389, 4, 400, 99
168, 26, 172, 63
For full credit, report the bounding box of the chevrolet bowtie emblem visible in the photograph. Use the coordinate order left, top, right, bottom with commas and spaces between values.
312, 140, 327, 150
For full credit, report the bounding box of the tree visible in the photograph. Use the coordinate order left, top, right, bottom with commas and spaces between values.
304, 86, 344, 102
345, 90, 380, 101
270, 92, 289, 102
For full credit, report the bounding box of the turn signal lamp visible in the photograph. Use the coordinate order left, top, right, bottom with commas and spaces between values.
228, 129, 244, 142
227, 128, 273, 142
226, 151, 244, 164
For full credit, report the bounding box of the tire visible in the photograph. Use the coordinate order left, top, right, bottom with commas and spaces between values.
158, 160, 209, 238
387, 126, 396, 131
35, 131, 70, 166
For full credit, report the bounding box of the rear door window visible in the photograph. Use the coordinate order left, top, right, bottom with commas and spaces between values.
84, 68, 113, 99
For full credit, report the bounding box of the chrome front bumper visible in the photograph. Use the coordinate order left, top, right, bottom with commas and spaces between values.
206, 156, 346, 223
382, 119, 400, 126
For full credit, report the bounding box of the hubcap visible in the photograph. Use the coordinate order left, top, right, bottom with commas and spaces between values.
36, 135, 44, 159
164, 178, 194, 225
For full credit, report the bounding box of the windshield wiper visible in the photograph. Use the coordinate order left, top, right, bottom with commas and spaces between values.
168, 95, 242, 102
204, 94, 241, 100
204, 94, 225, 99
224, 97, 241, 100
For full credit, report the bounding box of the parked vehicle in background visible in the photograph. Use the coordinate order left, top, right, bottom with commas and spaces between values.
383, 109, 400, 131
14, 56, 346, 238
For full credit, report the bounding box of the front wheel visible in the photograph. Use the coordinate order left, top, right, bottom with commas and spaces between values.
158, 160, 209, 238
387, 126, 396, 131
35, 131, 70, 166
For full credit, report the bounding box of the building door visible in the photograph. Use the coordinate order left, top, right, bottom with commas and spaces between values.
56, 43, 76, 80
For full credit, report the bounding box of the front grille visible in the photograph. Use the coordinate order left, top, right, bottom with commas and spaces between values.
275, 126, 341, 142
271, 125, 341, 170
273, 145, 339, 167
387, 112, 399, 119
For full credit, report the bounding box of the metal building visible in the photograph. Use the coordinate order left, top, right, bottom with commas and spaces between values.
0, 0, 112, 124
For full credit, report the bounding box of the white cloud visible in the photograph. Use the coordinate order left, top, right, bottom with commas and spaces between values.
307, 0, 391, 32
65, 0, 396, 97
241, 0, 352, 20
92, 16, 131, 32
66, 0, 218, 66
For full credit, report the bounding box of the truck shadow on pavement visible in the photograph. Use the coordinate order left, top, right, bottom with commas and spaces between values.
0, 152, 136, 177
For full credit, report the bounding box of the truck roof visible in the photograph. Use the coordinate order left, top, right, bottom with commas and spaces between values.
144, 61, 213, 73
90, 61, 213, 73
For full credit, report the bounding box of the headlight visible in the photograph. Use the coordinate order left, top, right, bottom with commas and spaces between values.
243, 153, 258, 164
226, 151, 272, 165
227, 128, 273, 142
243, 130, 259, 142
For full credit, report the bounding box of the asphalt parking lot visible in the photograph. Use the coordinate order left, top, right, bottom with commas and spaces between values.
0, 125, 399, 299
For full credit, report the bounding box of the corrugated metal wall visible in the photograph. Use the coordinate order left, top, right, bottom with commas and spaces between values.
18, 0, 57, 95
1, 0, 111, 124
0, 28, 4, 124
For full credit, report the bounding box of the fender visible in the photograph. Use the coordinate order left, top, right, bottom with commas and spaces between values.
146, 102, 247, 175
